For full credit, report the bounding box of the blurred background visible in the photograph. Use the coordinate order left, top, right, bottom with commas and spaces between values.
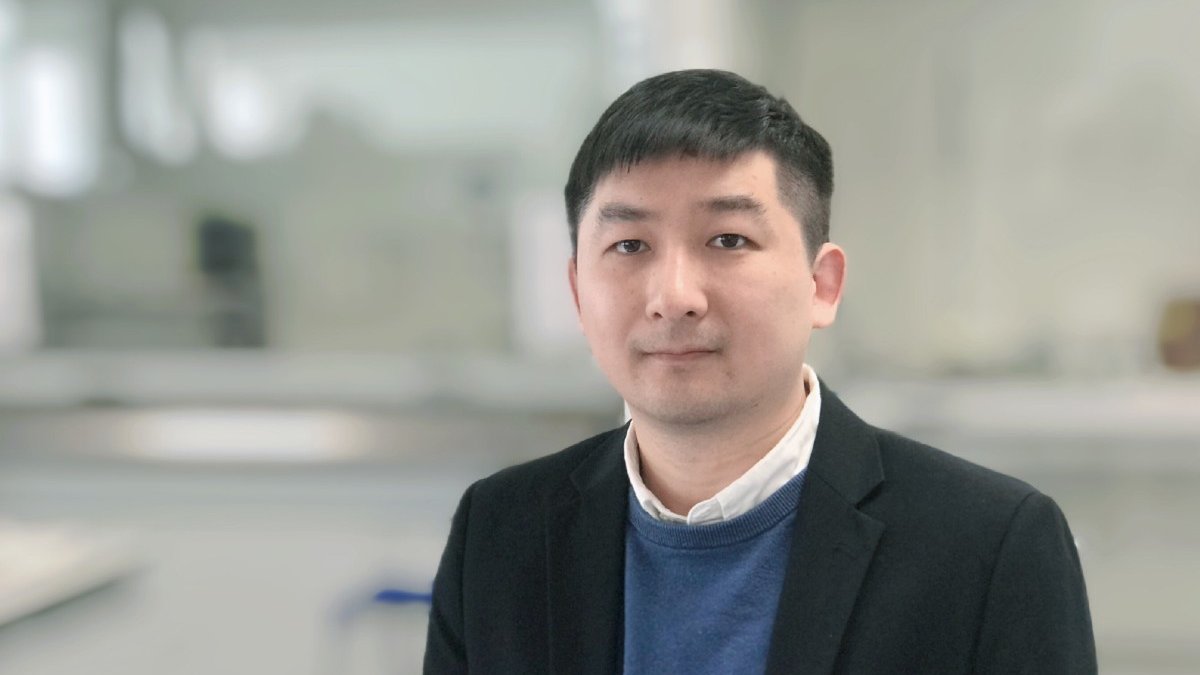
0, 0, 1197, 672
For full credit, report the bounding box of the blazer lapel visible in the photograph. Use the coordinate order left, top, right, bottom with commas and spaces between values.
546, 428, 629, 674
766, 387, 886, 675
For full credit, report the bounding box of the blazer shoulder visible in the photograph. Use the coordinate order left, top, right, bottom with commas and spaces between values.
865, 427, 1071, 551
470, 424, 625, 509
873, 426, 1038, 510
859, 426, 1080, 577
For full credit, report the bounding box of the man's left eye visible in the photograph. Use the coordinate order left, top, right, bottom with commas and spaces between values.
710, 234, 748, 249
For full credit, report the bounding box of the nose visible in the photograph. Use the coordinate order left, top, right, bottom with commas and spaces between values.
645, 249, 708, 321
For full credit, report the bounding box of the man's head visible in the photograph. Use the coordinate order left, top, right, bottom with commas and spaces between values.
566, 70, 846, 430
565, 69, 833, 265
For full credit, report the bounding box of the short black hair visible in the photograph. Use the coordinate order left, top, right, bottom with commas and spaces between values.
565, 69, 833, 262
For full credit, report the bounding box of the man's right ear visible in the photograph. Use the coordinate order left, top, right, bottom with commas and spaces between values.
567, 257, 581, 317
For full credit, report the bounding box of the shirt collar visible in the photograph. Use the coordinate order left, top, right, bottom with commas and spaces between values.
623, 363, 822, 525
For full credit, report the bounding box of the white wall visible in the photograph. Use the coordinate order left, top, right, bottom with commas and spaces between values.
772, 0, 1200, 377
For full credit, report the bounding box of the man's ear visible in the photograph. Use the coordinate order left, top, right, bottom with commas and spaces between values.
568, 256, 581, 317
811, 243, 846, 329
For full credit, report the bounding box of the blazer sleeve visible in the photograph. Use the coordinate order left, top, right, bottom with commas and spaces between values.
424, 482, 476, 674
972, 491, 1098, 675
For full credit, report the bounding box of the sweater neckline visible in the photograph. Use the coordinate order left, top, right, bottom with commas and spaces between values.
626, 469, 807, 549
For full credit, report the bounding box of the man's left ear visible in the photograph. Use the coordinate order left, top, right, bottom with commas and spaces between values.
810, 243, 846, 329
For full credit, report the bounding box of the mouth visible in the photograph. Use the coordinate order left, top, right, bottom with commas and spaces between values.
645, 349, 717, 362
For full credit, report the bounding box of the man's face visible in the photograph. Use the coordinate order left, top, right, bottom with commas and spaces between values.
569, 150, 844, 427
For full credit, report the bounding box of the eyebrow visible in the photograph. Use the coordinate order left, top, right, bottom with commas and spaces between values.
592, 194, 768, 234
703, 195, 767, 219
597, 202, 655, 224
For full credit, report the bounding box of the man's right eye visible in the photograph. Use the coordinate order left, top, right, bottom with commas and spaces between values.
613, 240, 647, 254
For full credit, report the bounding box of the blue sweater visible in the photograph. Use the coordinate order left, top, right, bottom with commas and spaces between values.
622, 469, 808, 674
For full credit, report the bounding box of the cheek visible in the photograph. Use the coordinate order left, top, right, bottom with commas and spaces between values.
731, 276, 810, 330
578, 292, 633, 354
579, 286, 615, 323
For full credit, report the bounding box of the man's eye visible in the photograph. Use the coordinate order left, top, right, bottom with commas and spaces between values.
614, 240, 647, 254
710, 234, 748, 249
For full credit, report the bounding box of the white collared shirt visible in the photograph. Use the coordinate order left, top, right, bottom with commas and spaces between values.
623, 364, 822, 525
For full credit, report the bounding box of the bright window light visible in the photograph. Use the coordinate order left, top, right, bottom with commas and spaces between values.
122, 409, 368, 463
17, 46, 95, 196
118, 7, 197, 164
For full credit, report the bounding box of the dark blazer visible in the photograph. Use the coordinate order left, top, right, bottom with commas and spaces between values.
424, 386, 1097, 674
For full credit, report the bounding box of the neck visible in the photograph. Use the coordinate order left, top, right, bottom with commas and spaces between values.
632, 381, 809, 516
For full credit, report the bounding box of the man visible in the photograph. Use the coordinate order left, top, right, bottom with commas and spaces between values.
424, 70, 1096, 674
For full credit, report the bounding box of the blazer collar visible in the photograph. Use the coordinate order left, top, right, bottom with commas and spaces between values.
765, 383, 887, 675
545, 425, 629, 674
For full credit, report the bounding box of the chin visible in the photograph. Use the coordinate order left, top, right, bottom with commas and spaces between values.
631, 396, 736, 427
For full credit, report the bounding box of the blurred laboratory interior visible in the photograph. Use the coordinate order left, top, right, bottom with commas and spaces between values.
0, 0, 1198, 672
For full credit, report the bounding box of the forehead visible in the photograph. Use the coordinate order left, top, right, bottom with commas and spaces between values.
586, 151, 783, 215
